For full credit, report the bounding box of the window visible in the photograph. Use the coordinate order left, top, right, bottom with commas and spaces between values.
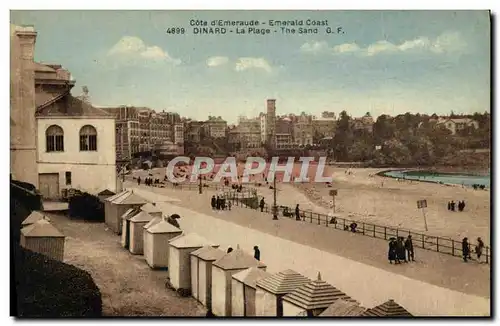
80, 125, 97, 151
46, 125, 64, 152
65, 171, 72, 185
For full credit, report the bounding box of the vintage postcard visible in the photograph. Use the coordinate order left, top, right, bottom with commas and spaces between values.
10, 10, 491, 318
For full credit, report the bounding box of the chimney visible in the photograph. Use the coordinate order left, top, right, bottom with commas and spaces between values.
15, 25, 37, 61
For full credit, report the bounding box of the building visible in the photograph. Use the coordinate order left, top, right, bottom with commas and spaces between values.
185, 120, 205, 143
102, 106, 140, 162
352, 113, 374, 133
293, 112, 313, 147
312, 111, 337, 142
227, 125, 241, 150
275, 117, 294, 149
102, 107, 183, 159
237, 116, 262, 148
10, 24, 38, 187
434, 117, 479, 135
35, 62, 117, 197
265, 99, 277, 148
204, 116, 228, 138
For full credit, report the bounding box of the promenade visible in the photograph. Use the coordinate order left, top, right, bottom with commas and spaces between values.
125, 182, 490, 316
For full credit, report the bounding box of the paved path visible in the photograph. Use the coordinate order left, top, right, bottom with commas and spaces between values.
128, 184, 490, 316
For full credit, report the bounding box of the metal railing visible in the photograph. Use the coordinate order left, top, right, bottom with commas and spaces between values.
222, 191, 490, 264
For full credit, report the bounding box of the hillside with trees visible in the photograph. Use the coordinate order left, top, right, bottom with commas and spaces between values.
333, 111, 491, 169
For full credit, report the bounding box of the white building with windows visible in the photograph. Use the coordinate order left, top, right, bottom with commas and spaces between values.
35, 63, 117, 198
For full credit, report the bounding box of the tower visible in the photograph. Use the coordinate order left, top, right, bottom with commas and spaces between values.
10, 25, 38, 187
266, 99, 276, 149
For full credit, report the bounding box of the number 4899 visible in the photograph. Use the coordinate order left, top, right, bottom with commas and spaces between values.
166, 27, 186, 34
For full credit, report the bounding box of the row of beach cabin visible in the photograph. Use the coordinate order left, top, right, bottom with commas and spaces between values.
105, 189, 414, 317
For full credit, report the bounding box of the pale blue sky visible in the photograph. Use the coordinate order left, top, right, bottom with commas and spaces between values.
11, 10, 490, 123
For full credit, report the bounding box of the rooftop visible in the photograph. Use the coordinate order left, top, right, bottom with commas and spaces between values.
190, 245, 225, 261
256, 269, 310, 295
36, 95, 115, 118
282, 272, 357, 311
21, 211, 50, 226
361, 299, 412, 317
106, 190, 149, 205
140, 203, 162, 214
232, 267, 272, 289
21, 220, 65, 238
146, 220, 182, 234
213, 248, 267, 270
319, 299, 366, 317
129, 211, 154, 223
169, 232, 217, 249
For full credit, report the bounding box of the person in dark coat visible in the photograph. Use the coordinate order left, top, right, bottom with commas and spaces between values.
227, 247, 233, 253
295, 204, 301, 221
462, 237, 470, 262
216, 196, 221, 210
137, 176, 141, 185
447, 201, 451, 211
405, 235, 415, 261
396, 237, 407, 263
221, 197, 226, 210
388, 238, 397, 264
259, 198, 265, 212
253, 245, 260, 261
211, 195, 216, 210
450, 200, 456, 211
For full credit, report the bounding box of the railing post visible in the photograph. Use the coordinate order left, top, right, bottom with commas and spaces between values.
486, 247, 489, 264
384, 227, 386, 240
317, 213, 320, 225
343, 219, 346, 231
452, 240, 455, 256
396, 229, 399, 238
436, 238, 439, 252
422, 234, 425, 249
362, 223, 365, 235
325, 214, 328, 227
310, 211, 312, 223
373, 225, 375, 237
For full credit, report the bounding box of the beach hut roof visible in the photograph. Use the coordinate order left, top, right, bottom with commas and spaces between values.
121, 207, 141, 220
107, 190, 149, 205
129, 211, 154, 223
140, 203, 162, 214
282, 272, 356, 310
232, 267, 272, 289
22, 211, 50, 226
146, 220, 181, 234
256, 269, 311, 295
21, 220, 64, 238
213, 248, 267, 270
168, 233, 216, 249
191, 245, 225, 261
97, 189, 115, 196
361, 299, 412, 317
319, 299, 366, 317
143, 216, 163, 229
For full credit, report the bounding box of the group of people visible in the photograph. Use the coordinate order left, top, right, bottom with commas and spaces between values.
447, 200, 466, 212
388, 235, 415, 264
211, 195, 231, 211
462, 237, 485, 263
137, 176, 160, 186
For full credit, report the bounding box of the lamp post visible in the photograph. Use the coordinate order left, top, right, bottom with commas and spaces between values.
198, 174, 203, 194
272, 170, 278, 220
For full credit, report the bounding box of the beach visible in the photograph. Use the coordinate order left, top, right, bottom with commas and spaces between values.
136, 164, 490, 245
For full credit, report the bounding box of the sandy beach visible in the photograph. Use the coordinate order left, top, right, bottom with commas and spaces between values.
134, 164, 490, 246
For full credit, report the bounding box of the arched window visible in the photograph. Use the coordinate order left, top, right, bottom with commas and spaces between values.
46, 125, 64, 152
79, 125, 97, 151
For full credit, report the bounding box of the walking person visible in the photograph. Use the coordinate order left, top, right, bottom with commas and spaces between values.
216, 196, 221, 210
211, 195, 216, 210
475, 237, 485, 262
396, 237, 407, 263
295, 204, 301, 221
388, 238, 397, 264
253, 245, 260, 261
405, 235, 415, 262
462, 237, 470, 262
227, 200, 232, 211
227, 247, 233, 254
447, 201, 451, 211
259, 198, 265, 212
450, 200, 456, 212
137, 176, 141, 186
